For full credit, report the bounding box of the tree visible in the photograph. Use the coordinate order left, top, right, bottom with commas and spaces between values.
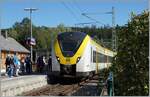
111, 10, 149, 96
9, 18, 31, 49
7, 17, 114, 51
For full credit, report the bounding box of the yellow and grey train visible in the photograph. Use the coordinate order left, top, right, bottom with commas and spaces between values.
51, 32, 114, 78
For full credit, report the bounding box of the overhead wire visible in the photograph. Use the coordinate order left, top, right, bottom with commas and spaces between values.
60, 0, 105, 27
60, 0, 79, 22
82, 13, 105, 25
72, 0, 84, 13
72, 0, 105, 26
75, 22, 98, 26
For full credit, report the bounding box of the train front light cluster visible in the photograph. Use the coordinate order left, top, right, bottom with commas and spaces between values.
76, 57, 81, 63
56, 56, 60, 62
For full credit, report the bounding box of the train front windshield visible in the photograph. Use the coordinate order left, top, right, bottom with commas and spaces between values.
58, 32, 86, 57
61, 41, 77, 51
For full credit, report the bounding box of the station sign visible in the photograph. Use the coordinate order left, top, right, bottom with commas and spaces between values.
26, 37, 36, 46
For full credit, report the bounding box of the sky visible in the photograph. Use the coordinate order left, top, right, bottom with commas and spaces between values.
0, 0, 148, 29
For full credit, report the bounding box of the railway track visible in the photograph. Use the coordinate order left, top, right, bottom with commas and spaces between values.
21, 74, 106, 96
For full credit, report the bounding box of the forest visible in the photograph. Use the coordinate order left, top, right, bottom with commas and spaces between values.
2, 17, 113, 51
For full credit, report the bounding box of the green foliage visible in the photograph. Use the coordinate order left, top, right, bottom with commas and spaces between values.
10, 18, 31, 49
7, 18, 71, 50
111, 11, 149, 96
72, 25, 113, 49
7, 18, 113, 50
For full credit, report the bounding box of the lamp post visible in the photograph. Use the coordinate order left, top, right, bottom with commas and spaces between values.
24, 8, 38, 62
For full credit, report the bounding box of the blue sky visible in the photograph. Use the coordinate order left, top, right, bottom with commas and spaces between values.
0, 0, 148, 29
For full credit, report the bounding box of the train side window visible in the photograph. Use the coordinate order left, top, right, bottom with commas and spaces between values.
92, 51, 94, 63
100, 53, 104, 63
99, 53, 101, 63
97, 52, 99, 63
92, 51, 113, 63
105, 55, 107, 63
91, 47, 93, 63
93, 51, 96, 63
97, 52, 101, 63
108, 56, 113, 62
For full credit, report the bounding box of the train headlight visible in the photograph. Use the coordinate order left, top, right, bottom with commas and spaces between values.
56, 56, 60, 62
76, 57, 81, 63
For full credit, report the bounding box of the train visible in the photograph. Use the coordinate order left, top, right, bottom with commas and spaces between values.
50, 32, 115, 78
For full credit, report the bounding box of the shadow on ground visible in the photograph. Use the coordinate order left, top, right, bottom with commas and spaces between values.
72, 84, 101, 96
47, 75, 81, 85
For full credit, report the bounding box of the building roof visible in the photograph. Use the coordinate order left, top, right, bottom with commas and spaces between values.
0, 35, 30, 53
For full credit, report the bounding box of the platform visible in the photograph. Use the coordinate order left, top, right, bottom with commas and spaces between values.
1, 75, 47, 96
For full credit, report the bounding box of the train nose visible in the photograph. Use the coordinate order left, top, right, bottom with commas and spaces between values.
63, 65, 72, 74
60, 64, 76, 75
65, 51, 74, 57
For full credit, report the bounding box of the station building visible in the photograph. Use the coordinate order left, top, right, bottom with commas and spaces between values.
0, 33, 30, 74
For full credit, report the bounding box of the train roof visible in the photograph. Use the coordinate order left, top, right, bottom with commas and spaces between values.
58, 32, 116, 56
88, 35, 116, 56
57, 31, 86, 36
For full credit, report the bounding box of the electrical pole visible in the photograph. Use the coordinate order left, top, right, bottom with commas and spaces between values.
24, 8, 38, 62
0, 48, 1, 96
0, 10, 1, 97
81, 7, 116, 96
81, 7, 117, 51
112, 7, 115, 96
112, 7, 116, 52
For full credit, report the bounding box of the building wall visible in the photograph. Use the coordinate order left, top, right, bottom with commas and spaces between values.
1, 50, 29, 73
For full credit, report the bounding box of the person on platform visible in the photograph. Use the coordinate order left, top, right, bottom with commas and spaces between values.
37, 56, 45, 73
43, 56, 47, 74
7, 55, 14, 78
48, 56, 52, 72
13, 53, 20, 77
25, 55, 32, 74
36, 56, 41, 73
20, 56, 26, 74
106, 72, 113, 96
5, 54, 11, 76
